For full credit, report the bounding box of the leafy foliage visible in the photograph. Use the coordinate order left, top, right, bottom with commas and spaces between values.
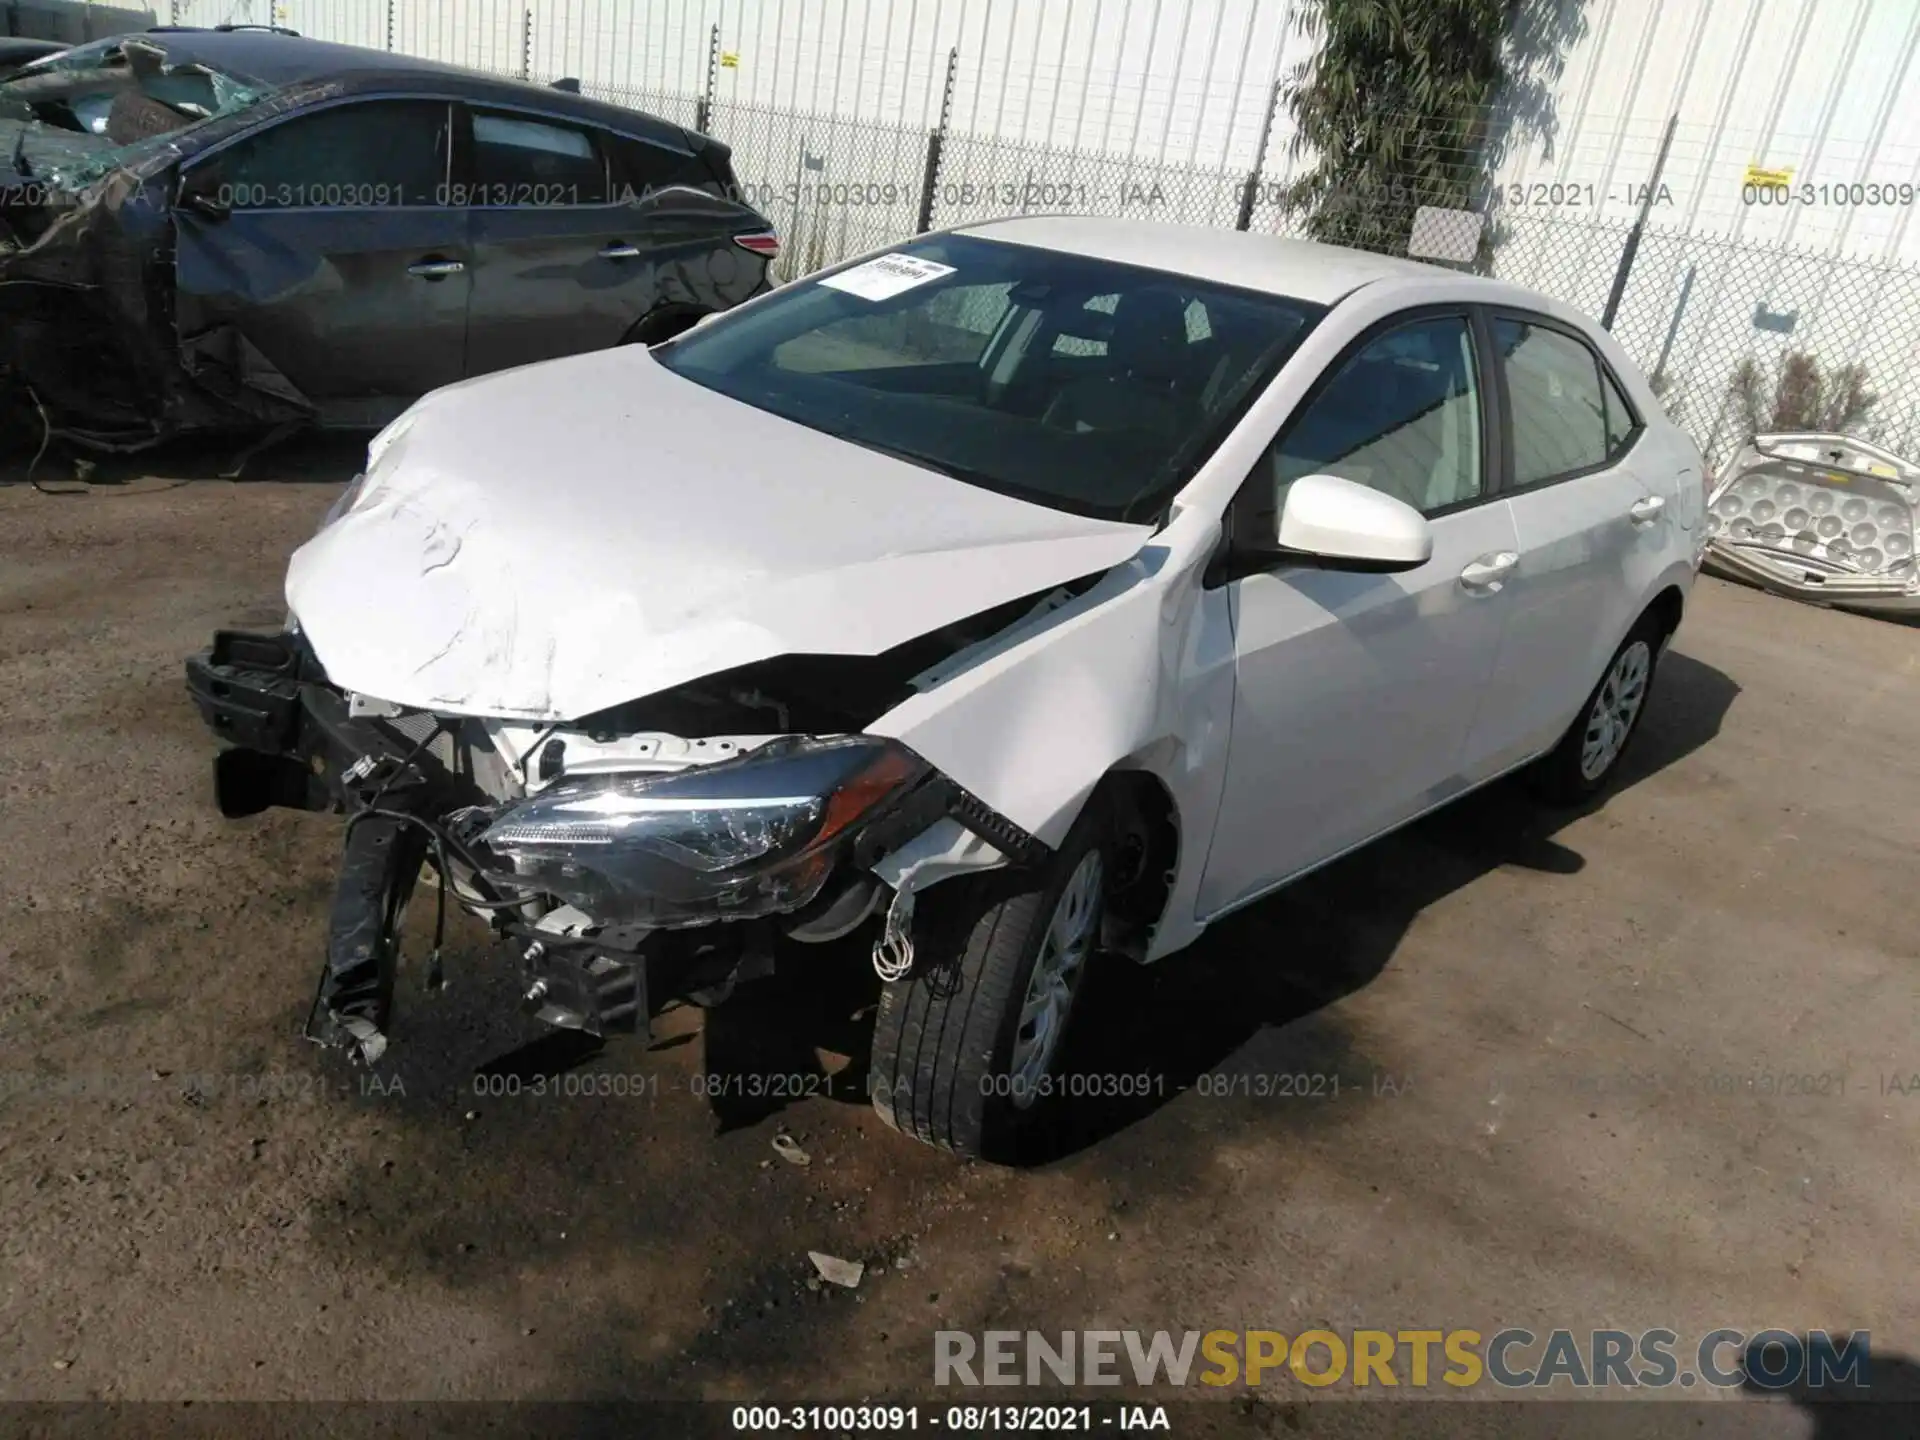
1730, 352, 1877, 437
1279, 0, 1513, 253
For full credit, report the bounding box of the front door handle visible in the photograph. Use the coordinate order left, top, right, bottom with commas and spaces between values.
1629, 494, 1667, 525
407, 257, 466, 279
1459, 551, 1519, 592
598, 241, 641, 260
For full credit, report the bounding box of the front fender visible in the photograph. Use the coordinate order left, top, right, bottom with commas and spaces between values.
866, 509, 1236, 958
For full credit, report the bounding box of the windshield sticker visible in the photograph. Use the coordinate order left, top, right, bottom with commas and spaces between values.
817, 253, 956, 301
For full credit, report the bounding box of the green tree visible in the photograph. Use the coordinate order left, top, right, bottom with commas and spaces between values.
1279, 0, 1513, 254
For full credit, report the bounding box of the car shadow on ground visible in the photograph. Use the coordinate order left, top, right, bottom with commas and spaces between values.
1742, 1343, 1918, 1432
684, 647, 1741, 1159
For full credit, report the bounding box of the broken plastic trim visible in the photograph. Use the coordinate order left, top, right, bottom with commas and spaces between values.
187, 627, 1054, 1061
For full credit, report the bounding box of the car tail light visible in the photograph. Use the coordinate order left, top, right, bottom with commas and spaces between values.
733, 229, 780, 258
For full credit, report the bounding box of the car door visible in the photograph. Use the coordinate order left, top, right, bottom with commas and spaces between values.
173, 98, 469, 409
1196, 310, 1519, 919
1463, 311, 1665, 778
460, 106, 706, 372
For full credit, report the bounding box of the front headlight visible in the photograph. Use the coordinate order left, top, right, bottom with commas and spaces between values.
477, 736, 926, 926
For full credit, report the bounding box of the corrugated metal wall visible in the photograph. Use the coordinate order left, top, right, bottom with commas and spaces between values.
1495, 0, 1920, 260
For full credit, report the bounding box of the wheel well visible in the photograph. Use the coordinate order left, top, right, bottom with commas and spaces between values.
1643, 584, 1685, 641
1095, 770, 1179, 961
625, 303, 711, 346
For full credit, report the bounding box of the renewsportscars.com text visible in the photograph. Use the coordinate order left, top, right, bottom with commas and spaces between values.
934, 1328, 1870, 1390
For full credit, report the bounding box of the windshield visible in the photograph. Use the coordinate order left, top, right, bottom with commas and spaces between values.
656, 234, 1323, 521
0, 37, 268, 165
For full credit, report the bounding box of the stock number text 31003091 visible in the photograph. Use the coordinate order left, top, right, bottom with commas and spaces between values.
730, 1404, 1171, 1432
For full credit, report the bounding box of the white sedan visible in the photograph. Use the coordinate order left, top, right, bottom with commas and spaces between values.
188, 217, 1705, 1159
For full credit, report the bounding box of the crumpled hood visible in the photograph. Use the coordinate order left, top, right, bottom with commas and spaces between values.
287, 345, 1153, 720
0, 117, 120, 191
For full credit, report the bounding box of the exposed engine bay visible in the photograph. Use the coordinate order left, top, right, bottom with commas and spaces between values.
182, 582, 1178, 1065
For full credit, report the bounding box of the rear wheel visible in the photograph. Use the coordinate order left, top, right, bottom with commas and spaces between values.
1527, 616, 1664, 805
869, 797, 1112, 1160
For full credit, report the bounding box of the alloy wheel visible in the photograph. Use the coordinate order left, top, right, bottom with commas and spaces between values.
1006, 850, 1104, 1109
1580, 639, 1652, 782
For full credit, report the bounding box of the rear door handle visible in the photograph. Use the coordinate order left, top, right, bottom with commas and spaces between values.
407, 258, 465, 279
1459, 551, 1519, 592
1629, 494, 1666, 525
598, 242, 641, 260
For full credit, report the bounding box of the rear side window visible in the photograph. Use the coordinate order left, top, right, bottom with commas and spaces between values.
604, 132, 710, 198
1492, 317, 1612, 485
201, 100, 450, 208
470, 110, 608, 204
1601, 369, 1639, 459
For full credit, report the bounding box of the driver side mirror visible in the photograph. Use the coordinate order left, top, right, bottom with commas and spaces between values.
1267, 472, 1433, 572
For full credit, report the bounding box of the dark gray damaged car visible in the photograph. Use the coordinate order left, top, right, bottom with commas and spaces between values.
0, 29, 777, 449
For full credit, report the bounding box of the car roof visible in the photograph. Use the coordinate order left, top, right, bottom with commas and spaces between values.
957, 215, 1469, 305
126, 29, 709, 152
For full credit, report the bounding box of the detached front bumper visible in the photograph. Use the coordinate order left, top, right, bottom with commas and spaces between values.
185, 628, 447, 818
186, 628, 494, 1059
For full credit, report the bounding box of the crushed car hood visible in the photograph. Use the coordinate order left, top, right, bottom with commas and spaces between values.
0, 116, 120, 190
286, 346, 1155, 720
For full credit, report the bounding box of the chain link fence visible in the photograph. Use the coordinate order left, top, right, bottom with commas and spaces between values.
170, 0, 1920, 469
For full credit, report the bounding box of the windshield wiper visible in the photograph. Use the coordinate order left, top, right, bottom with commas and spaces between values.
835, 434, 1002, 491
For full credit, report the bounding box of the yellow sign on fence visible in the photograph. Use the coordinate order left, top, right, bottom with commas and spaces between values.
1743, 163, 1794, 188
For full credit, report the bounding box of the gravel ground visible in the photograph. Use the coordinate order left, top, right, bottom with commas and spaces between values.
1, 460, 1916, 1435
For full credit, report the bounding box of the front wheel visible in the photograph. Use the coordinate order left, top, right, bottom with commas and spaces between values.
869, 798, 1112, 1160
1527, 617, 1663, 805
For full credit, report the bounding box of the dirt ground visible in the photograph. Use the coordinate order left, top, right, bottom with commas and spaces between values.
1, 452, 1916, 1435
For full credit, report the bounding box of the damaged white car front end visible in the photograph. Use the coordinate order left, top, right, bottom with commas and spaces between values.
186, 257, 1222, 1155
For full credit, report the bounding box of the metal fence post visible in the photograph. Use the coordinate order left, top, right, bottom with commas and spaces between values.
520, 8, 531, 80
915, 48, 959, 234
1235, 79, 1283, 231
1601, 112, 1678, 331
1650, 263, 1696, 391
695, 24, 720, 134
384, 0, 394, 52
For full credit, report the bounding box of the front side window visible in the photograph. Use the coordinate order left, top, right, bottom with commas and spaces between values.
1493, 317, 1611, 485
1262, 314, 1484, 517
470, 110, 608, 204
656, 235, 1323, 521
202, 100, 449, 208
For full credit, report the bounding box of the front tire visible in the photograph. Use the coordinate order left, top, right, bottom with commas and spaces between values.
869, 798, 1112, 1160
1527, 617, 1664, 805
